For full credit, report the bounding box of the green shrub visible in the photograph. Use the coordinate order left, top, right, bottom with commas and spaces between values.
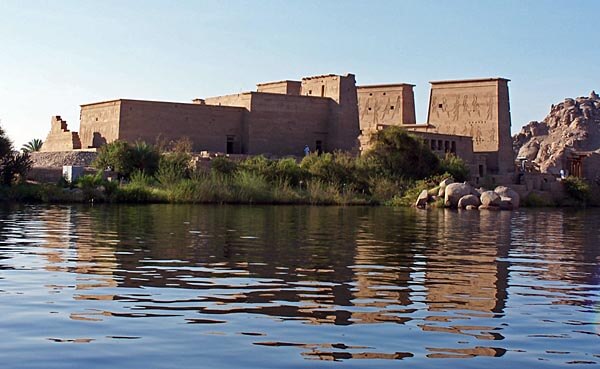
274, 158, 305, 186
129, 141, 160, 175
232, 171, 272, 203
211, 157, 238, 176
0, 124, 31, 186
369, 176, 402, 203
93, 140, 159, 179
563, 176, 591, 204
305, 180, 338, 205
363, 126, 440, 180
272, 180, 302, 203
130, 170, 156, 187
300, 152, 361, 190
157, 152, 191, 186
439, 154, 470, 182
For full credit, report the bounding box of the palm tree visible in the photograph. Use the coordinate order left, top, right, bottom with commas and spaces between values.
22, 138, 43, 153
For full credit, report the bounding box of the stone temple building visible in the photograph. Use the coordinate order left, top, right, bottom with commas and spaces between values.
41, 73, 515, 181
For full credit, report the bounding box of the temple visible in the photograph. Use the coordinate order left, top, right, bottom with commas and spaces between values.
41, 73, 515, 182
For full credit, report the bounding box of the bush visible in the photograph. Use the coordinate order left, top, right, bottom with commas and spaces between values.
0, 126, 32, 186
439, 154, 470, 182
232, 171, 271, 203
93, 140, 159, 179
300, 152, 361, 190
563, 176, 591, 204
156, 152, 191, 186
369, 176, 402, 203
129, 141, 160, 175
211, 157, 238, 176
363, 126, 439, 180
274, 158, 305, 186
0, 151, 32, 185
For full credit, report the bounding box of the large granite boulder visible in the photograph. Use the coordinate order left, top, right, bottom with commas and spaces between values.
437, 178, 454, 198
444, 182, 473, 208
480, 191, 501, 207
415, 190, 429, 209
458, 194, 481, 209
494, 186, 520, 208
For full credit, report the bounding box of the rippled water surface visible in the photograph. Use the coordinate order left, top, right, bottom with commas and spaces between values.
0, 204, 598, 368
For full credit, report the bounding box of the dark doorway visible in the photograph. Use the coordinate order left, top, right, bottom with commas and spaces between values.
226, 136, 235, 154
315, 140, 323, 155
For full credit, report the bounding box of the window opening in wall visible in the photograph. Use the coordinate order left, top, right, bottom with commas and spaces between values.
320, 85, 325, 97
437, 140, 443, 150
368, 107, 372, 111
369, 93, 373, 96
438, 104, 443, 109
479, 165, 484, 178
95, 117, 98, 121
315, 140, 323, 155
390, 106, 395, 110
451, 141, 456, 153
226, 136, 235, 154
431, 140, 436, 150
383, 92, 386, 96
308, 90, 312, 95
444, 141, 450, 153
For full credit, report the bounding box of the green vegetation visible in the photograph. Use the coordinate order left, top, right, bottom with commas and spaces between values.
0, 126, 32, 186
562, 176, 592, 206
0, 127, 484, 206
21, 138, 43, 153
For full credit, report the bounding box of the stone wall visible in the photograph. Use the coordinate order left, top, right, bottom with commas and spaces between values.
256, 80, 301, 95
426, 78, 514, 174
117, 100, 246, 153
300, 74, 360, 153
245, 92, 331, 155
40, 116, 82, 152
79, 100, 122, 149
357, 84, 416, 131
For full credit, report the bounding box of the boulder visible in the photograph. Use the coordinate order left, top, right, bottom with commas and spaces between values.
415, 190, 429, 209
499, 196, 516, 210
479, 204, 500, 211
458, 194, 481, 209
444, 182, 473, 208
438, 178, 454, 198
494, 186, 520, 208
480, 191, 501, 206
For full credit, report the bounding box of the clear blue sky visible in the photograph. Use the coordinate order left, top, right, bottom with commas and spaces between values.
1, 0, 599, 147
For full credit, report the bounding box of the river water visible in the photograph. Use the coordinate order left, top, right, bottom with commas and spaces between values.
0, 204, 598, 368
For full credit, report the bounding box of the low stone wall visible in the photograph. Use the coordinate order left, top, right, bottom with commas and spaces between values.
27, 167, 97, 183
30, 151, 97, 168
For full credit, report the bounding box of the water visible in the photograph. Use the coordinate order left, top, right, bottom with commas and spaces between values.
0, 204, 598, 368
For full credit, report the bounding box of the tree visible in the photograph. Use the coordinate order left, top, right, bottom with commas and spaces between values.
363, 126, 440, 180
0, 126, 32, 186
22, 138, 43, 153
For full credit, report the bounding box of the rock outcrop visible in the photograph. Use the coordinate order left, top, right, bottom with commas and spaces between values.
513, 91, 600, 174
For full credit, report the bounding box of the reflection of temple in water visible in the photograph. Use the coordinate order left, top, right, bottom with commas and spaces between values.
25, 205, 600, 361
35, 206, 119, 316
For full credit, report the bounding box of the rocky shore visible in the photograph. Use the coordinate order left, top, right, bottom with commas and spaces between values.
415, 178, 520, 210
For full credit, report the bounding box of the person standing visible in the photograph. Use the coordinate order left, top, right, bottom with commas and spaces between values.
303, 145, 310, 157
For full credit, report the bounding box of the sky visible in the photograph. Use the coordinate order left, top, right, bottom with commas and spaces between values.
1, 0, 599, 148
